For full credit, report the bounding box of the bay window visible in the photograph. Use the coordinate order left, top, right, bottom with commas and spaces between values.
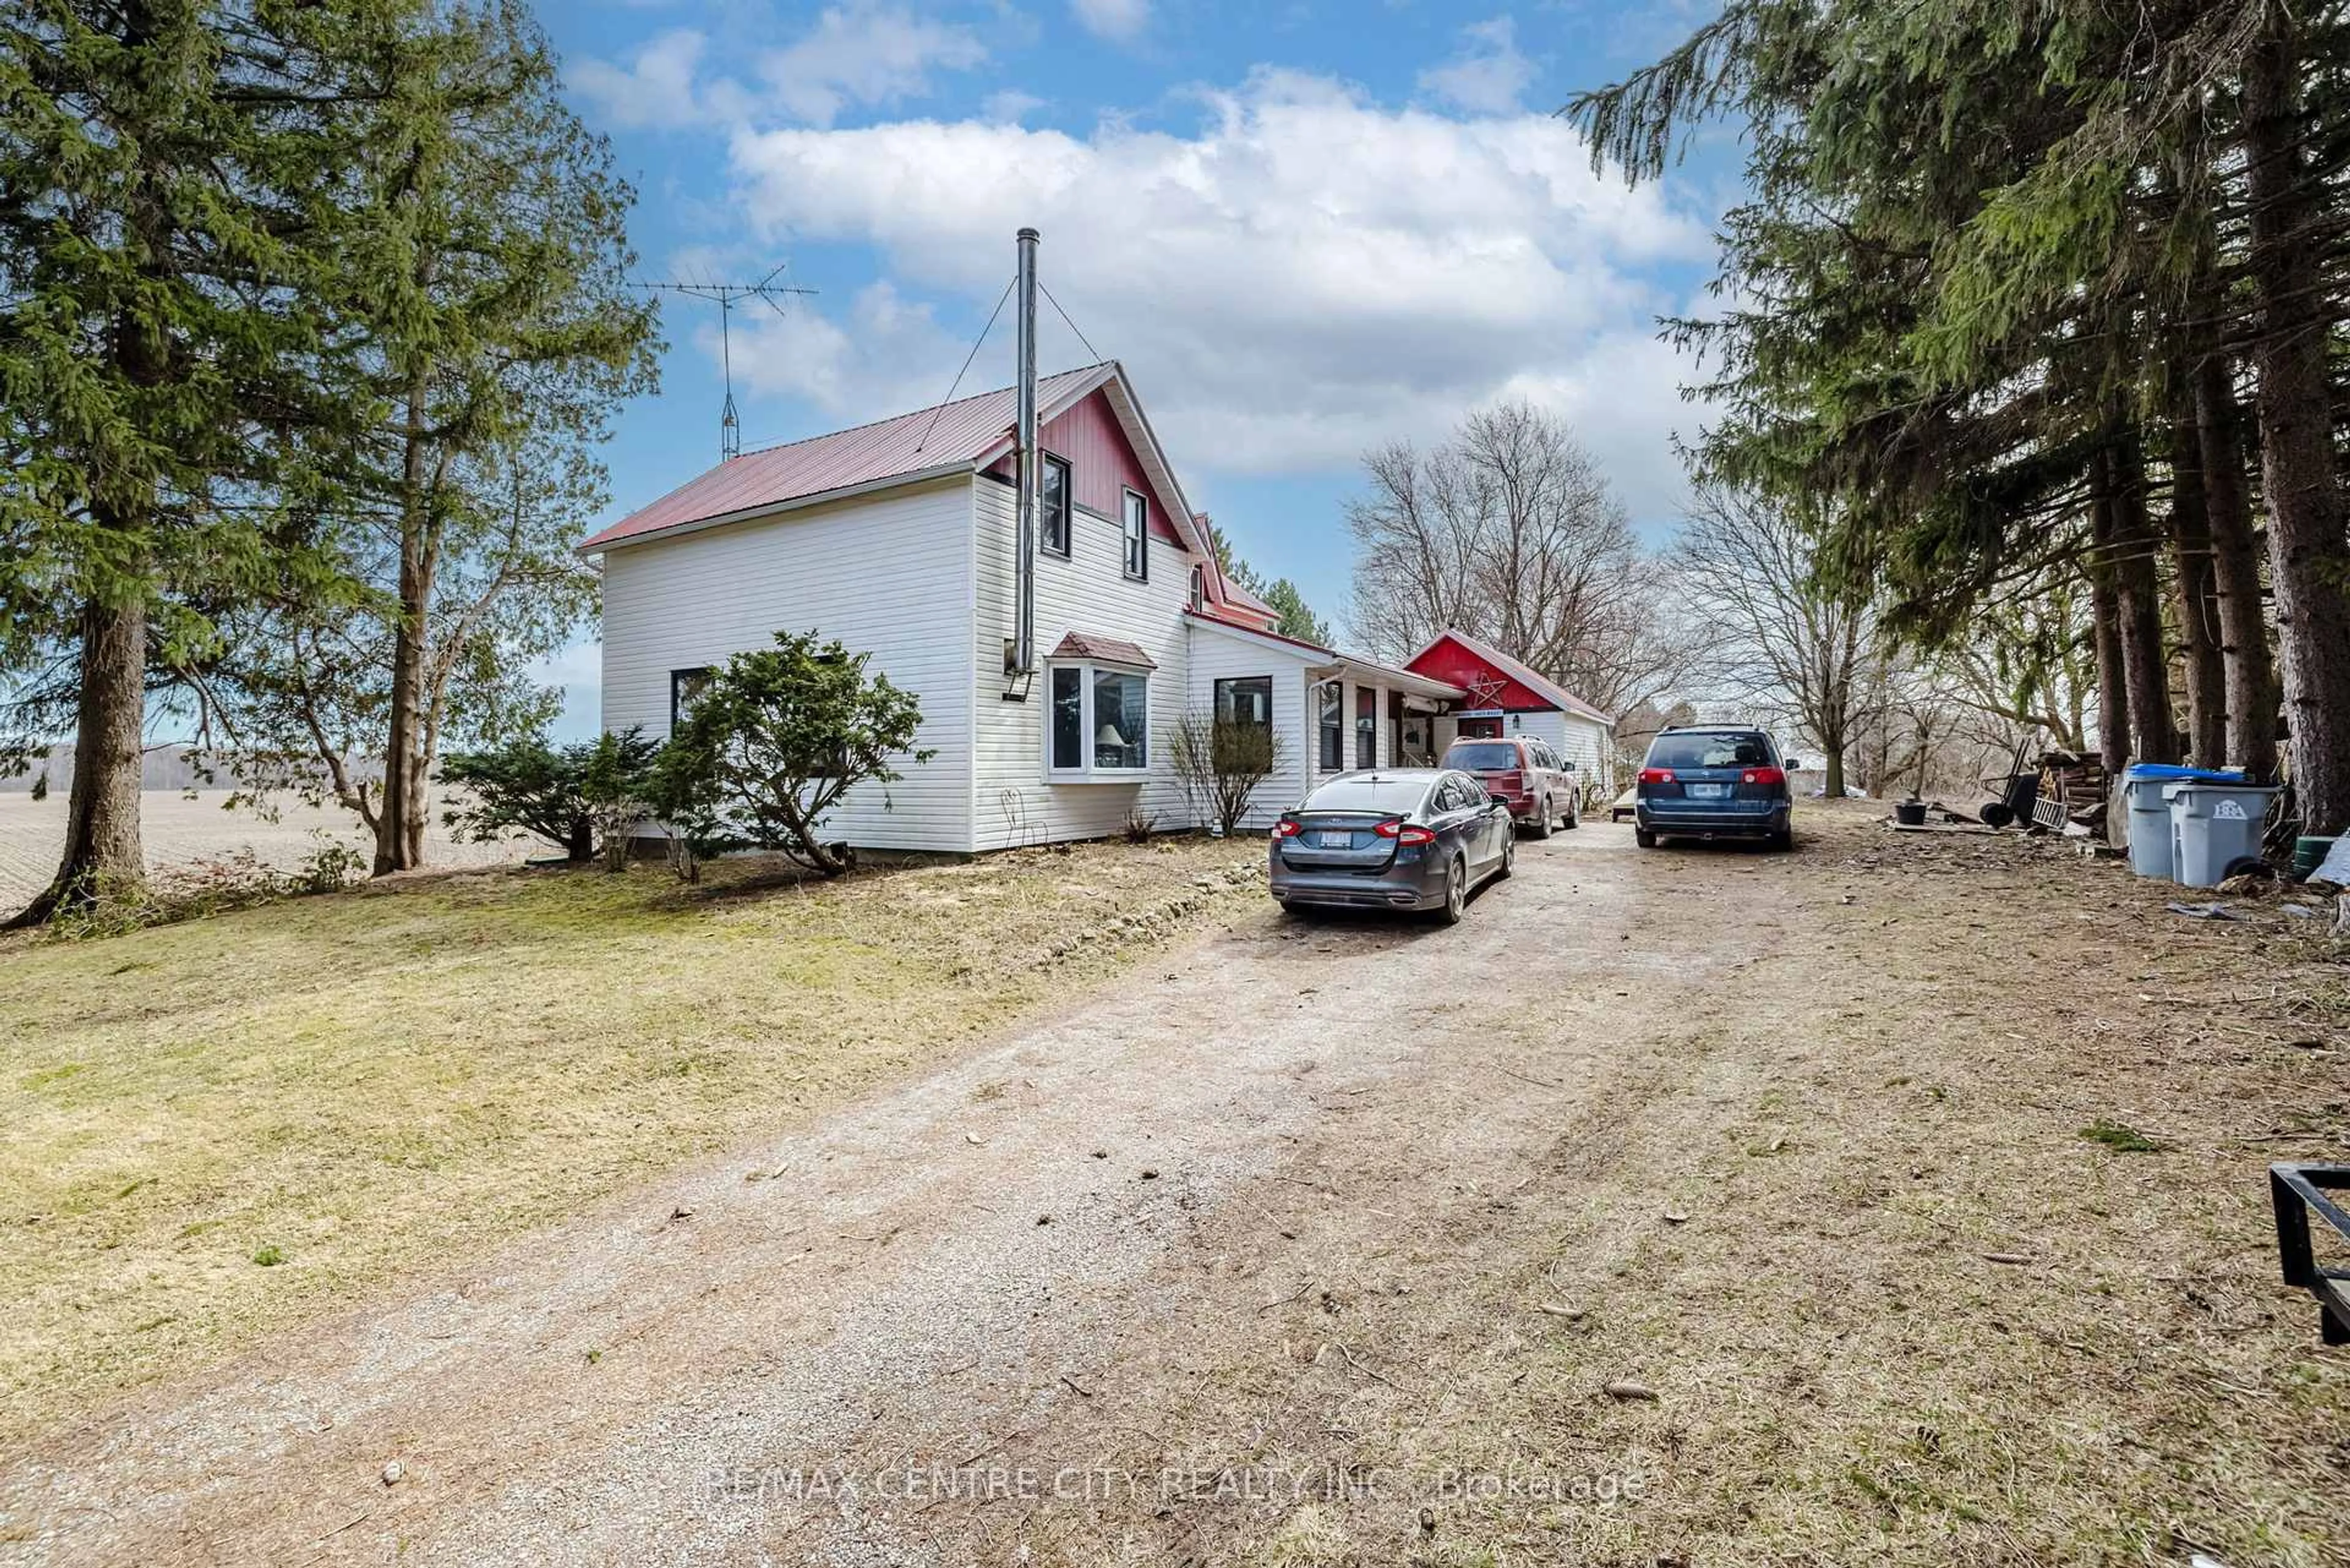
1046, 659, 1151, 777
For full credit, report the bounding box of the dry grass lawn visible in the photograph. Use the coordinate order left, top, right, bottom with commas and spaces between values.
0, 836, 1261, 1444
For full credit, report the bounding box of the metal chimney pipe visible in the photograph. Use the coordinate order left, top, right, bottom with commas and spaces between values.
1008, 226, 1040, 678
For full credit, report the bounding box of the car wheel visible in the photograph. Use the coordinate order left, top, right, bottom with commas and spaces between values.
1495, 835, 1515, 881
1436, 857, 1467, 925
1529, 799, 1553, 840
1770, 829, 1795, 851
1635, 827, 1657, 849
1562, 794, 1580, 830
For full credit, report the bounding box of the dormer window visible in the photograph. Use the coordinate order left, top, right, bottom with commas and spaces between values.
1188, 566, 1205, 611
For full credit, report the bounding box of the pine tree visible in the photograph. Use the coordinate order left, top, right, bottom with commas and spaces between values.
1570, 0, 2350, 823
0, 1, 366, 924
210, 1, 658, 874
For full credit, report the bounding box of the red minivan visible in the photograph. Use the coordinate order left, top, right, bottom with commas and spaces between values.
1439, 736, 1582, 837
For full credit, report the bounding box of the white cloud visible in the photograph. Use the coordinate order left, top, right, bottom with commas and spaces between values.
1071, 0, 1151, 42
1417, 16, 1537, 116
727, 282, 965, 427
571, 4, 986, 133
982, 89, 1048, 123
571, 29, 750, 132
763, 2, 988, 127
724, 69, 1711, 495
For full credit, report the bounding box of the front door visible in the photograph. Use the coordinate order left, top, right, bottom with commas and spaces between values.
1459, 715, 1503, 739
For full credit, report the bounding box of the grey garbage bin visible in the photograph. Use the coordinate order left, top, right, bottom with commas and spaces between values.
2122, 763, 2245, 879
2163, 782, 2280, 887
2122, 771, 2178, 878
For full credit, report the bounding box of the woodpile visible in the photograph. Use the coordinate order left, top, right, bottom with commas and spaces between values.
2040, 750, 2109, 835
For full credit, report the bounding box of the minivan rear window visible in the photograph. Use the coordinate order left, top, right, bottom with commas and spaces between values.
1445, 743, 1521, 771
1647, 733, 1771, 769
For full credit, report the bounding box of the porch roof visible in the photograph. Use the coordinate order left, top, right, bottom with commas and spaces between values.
1311, 656, 1464, 704
1184, 611, 1466, 701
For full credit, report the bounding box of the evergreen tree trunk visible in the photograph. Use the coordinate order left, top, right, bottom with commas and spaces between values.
2098, 441, 2178, 764
2243, 15, 2350, 831
7, 600, 146, 927
2163, 394, 2228, 766
376, 380, 435, 876
2088, 482, 2132, 775
2195, 351, 2279, 777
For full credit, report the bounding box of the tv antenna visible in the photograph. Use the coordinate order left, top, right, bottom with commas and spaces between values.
629, 261, 816, 462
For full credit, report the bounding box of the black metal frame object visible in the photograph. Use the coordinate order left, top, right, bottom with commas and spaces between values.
2270, 1163, 2350, 1345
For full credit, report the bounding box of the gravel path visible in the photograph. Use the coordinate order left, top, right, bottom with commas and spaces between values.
2, 821, 1692, 1566
9, 810, 2334, 1566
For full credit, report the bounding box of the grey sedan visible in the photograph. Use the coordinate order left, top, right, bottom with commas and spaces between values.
1267, 768, 1515, 924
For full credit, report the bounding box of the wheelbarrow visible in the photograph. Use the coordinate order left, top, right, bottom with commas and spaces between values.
1976, 736, 2040, 827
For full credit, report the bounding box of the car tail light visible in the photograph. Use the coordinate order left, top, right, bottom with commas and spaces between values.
1372, 818, 1402, 838
1272, 816, 1304, 838
1741, 766, 1786, 786
1396, 825, 1436, 846
1639, 767, 1674, 785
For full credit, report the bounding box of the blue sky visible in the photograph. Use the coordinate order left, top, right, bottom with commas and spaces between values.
537, 0, 1733, 736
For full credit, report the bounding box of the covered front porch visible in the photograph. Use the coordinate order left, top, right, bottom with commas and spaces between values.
1302, 656, 1469, 786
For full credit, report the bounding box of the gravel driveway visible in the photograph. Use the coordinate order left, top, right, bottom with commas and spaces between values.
6, 809, 2342, 1566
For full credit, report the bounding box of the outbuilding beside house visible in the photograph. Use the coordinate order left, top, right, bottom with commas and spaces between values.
1401, 628, 1617, 784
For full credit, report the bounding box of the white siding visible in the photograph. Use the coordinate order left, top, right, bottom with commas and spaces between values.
598, 477, 975, 853
1561, 714, 1614, 793
1184, 619, 1316, 828
1496, 709, 1613, 793
971, 480, 1199, 849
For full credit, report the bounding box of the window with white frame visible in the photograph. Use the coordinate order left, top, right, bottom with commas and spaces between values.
1040, 454, 1072, 557
1047, 660, 1151, 777
1121, 489, 1148, 580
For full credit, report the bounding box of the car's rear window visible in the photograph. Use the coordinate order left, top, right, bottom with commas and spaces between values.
1445, 743, 1521, 771
1303, 774, 1433, 814
1647, 733, 1772, 769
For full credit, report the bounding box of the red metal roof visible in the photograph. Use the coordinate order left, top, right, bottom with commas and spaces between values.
1223, 578, 1275, 616
579, 365, 1113, 553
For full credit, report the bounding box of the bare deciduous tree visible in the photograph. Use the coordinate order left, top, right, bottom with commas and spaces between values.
1345, 402, 1687, 717
1169, 712, 1286, 837
1677, 485, 1880, 799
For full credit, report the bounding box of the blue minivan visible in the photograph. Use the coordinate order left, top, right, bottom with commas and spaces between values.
1634, 727, 1798, 849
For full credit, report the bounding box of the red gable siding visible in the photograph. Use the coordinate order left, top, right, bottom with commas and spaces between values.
990, 388, 1184, 542
1406, 634, 1557, 710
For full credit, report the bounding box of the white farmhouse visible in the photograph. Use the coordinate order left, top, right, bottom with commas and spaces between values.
582, 259, 1613, 854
